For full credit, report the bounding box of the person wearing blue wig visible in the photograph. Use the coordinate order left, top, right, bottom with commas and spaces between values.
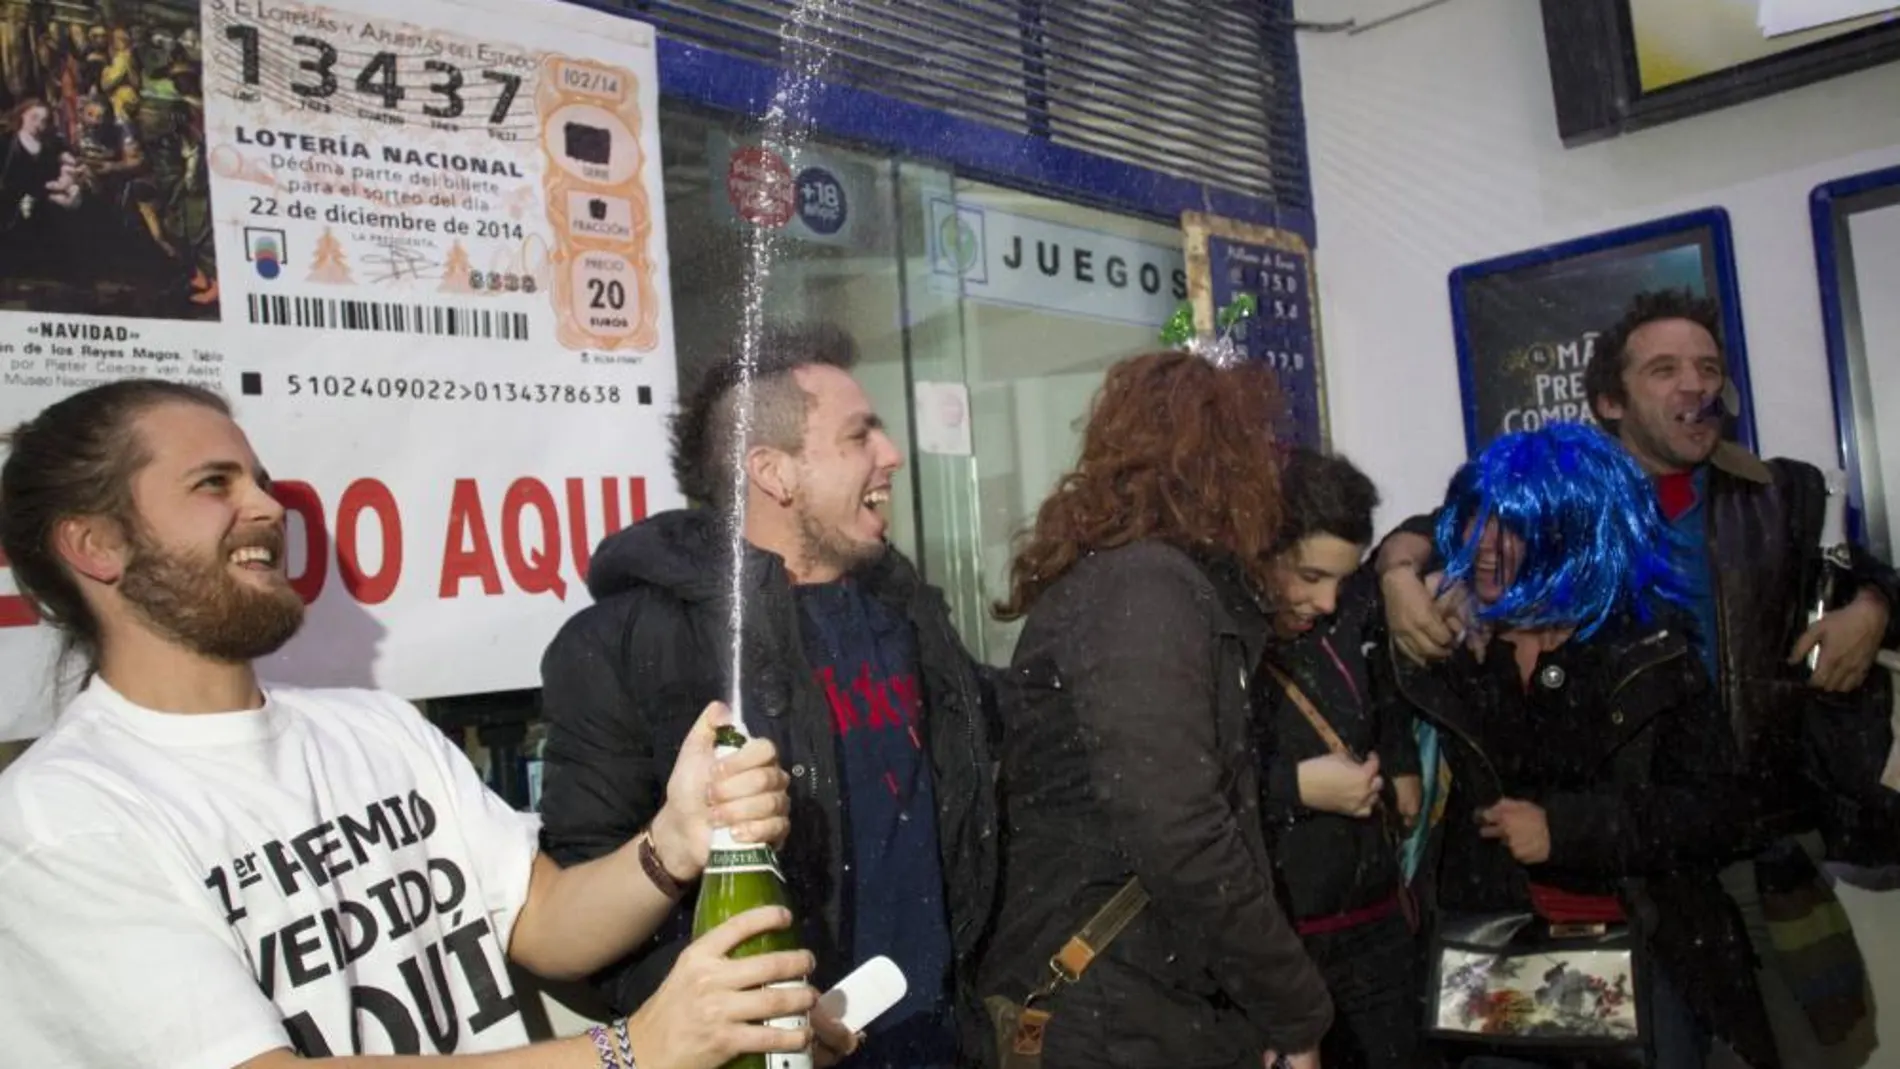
1387, 424, 1773, 1069
1383, 291, 1899, 1069
1432, 424, 1691, 642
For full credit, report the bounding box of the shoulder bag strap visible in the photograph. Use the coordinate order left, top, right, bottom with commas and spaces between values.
1260, 659, 1353, 759
1026, 878, 1150, 1005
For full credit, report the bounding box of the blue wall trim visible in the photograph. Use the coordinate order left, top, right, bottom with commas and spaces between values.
551, 2, 1316, 239
1265, 0, 1315, 230
652, 36, 1315, 241
1810, 164, 1900, 548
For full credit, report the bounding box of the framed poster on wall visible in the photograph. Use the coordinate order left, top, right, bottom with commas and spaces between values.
1181, 212, 1329, 449
1812, 164, 1900, 559
0, 0, 682, 740
1447, 208, 1757, 457
1542, 0, 1900, 145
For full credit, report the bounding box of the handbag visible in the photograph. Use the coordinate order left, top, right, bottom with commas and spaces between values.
1422, 908, 1649, 1064
1388, 637, 1653, 1062
984, 877, 1149, 1069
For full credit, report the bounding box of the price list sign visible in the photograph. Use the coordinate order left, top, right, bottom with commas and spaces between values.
1183, 213, 1330, 449
0, 0, 683, 739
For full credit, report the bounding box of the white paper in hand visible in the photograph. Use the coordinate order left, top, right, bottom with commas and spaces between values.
818, 955, 908, 1035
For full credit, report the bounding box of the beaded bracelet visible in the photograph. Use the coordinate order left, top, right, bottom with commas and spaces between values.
587, 1020, 638, 1068
614, 1018, 636, 1067
587, 1023, 616, 1068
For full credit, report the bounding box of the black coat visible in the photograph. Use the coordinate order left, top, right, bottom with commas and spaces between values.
1258, 567, 1420, 923
1387, 613, 1777, 1068
978, 542, 1332, 1068
535, 509, 1000, 1057
1392, 443, 1900, 860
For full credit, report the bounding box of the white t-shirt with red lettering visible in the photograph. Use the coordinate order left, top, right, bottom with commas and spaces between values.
0, 680, 542, 1068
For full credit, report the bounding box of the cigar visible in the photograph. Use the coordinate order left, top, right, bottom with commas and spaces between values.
1684, 395, 1725, 425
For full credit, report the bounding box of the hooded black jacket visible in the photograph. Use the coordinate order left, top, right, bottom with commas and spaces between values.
535, 509, 1000, 1058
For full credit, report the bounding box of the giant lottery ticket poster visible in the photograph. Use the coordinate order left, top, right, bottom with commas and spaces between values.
0, 0, 681, 738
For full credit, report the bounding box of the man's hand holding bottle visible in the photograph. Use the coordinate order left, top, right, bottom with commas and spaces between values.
648, 702, 793, 884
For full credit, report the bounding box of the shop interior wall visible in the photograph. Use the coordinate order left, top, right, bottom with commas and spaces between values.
1298, 0, 1900, 526
1297, 0, 1900, 1053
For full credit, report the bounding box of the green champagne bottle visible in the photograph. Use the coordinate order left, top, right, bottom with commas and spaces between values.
691, 725, 812, 1069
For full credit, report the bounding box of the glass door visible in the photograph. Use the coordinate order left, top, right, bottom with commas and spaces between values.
896, 172, 1187, 664
658, 106, 1189, 667
661, 107, 922, 563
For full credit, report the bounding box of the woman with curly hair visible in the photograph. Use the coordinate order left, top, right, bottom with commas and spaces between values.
976, 350, 1331, 1069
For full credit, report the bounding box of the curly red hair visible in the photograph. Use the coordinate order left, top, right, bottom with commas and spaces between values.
995, 350, 1287, 619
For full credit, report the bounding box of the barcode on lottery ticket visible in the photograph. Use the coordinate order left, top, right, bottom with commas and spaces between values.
245, 295, 531, 341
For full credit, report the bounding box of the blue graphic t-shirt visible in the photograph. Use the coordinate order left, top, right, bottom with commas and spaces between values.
794, 579, 958, 1069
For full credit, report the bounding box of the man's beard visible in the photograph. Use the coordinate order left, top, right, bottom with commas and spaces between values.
118, 526, 305, 663
1628, 408, 1716, 471
794, 502, 884, 580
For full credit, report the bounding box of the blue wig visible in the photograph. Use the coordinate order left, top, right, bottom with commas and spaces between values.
1434, 423, 1688, 639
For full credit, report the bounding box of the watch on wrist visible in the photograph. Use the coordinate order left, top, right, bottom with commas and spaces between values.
638, 830, 688, 899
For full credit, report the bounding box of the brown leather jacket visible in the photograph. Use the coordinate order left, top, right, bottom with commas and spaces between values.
1698, 444, 1900, 846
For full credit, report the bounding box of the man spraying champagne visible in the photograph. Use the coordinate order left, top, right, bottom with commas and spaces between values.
539, 324, 998, 1069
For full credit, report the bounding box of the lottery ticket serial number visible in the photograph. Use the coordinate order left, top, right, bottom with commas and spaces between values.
217, 19, 530, 134
285, 376, 626, 405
